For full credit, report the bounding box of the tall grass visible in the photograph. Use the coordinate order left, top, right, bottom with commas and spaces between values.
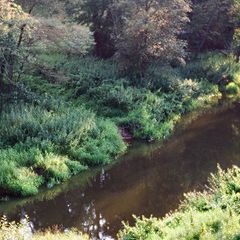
3, 52, 240, 196
0, 103, 126, 196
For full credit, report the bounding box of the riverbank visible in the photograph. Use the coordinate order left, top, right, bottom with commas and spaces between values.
1, 52, 240, 198
0, 103, 231, 219
1, 103, 240, 239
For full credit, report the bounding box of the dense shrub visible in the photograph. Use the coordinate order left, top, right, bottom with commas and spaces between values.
118, 166, 240, 240
0, 148, 44, 196
120, 79, 220, 141
226, 82, 240, 96
145, 64, 183, 91
36, 53, 221, 142
182, 53, 240, 86
0, 104, 95, 149
70, 119, 127, 166
0, 102, 126, 196
124, 92, 180, 140
86, 82, 143, 114
35, 54, 121, 97
0, 53, 231, 196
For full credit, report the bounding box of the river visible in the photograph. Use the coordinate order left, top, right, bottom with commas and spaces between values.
1, 105, 240, 239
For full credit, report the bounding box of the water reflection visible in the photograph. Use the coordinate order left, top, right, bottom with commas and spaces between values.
1, 105, 240, 239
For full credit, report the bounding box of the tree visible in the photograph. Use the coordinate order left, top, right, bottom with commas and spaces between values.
231, 0, 240, 55
188, 0, 236, 53
0, 0, 31, 91
72, 0, 116, 58
15, 0, 66, 17
114, 0, 191, 74
34, 18, 94, 55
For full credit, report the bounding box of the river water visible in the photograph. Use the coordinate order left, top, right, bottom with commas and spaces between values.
1, 105, 240, 239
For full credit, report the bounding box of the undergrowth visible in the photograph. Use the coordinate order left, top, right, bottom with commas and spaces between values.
1, 52, 240, 197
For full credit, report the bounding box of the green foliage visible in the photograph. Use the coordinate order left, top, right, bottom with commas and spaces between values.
120, 79, 219, 141
226, 82, 240, 95
118, 166, 240, 240
70, 120, 127, 166
1, 51, 235, 197
33, 53, 222, 142
124, 92, 180, 140
188, 0, 235, 52
0, 148, 43, 196
86, 82, 142, 113
0, 0, 35, 86
0, 102, 126, 196
145, 64, 183, 91
36, 54, 120, 97
182, 53, 240, 84
39, 20, 95, 56
72, 0, 116, 58
0, 104, 95, 148
35, 154, 71, 186
114, 0, 190, 73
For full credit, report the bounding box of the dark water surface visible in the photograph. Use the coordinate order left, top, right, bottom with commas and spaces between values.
1, 105, 240, 239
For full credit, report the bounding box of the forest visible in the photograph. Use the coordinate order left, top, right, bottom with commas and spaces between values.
1, 0, 240, 239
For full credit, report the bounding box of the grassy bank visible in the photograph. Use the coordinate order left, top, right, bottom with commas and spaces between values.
118, 165, 240, 239
0, 102, 126, 196
21, 52, 226, 141
1, 52, 240, 197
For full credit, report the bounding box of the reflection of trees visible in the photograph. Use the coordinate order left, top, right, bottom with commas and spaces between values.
81, 201, 112, 240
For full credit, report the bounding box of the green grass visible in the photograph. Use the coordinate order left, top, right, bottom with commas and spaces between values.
0, 102, 126, 196
118, 165, 240, 240
2, 51, 240, 197
22, 52, 225, 141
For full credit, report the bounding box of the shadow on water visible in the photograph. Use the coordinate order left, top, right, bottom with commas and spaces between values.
1, 104, 240, 239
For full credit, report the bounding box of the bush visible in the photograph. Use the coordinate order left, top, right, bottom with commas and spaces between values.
118, 166, 240, 240
182, 53, 240, 84
70, 120, 127, 166
86, 82, 143, 114
125, 92, 181, 140
0, 52, 225, 197
145, 64, 183, 91
0, 151, 43, 196
226, 82, 240, 96
0, 104, 95, 149
0, 102, 126, 196
35, 154, 71, 185
37, 55, 121, 97
121, 80, 219, 141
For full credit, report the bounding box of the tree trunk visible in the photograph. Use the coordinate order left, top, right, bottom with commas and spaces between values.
0, 62, 5, 94
0, 62, 5, 113
6, 56, 14, 82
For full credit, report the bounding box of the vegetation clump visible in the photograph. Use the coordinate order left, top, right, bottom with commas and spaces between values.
0, 103, 126, 196
118, 165, 240, 240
